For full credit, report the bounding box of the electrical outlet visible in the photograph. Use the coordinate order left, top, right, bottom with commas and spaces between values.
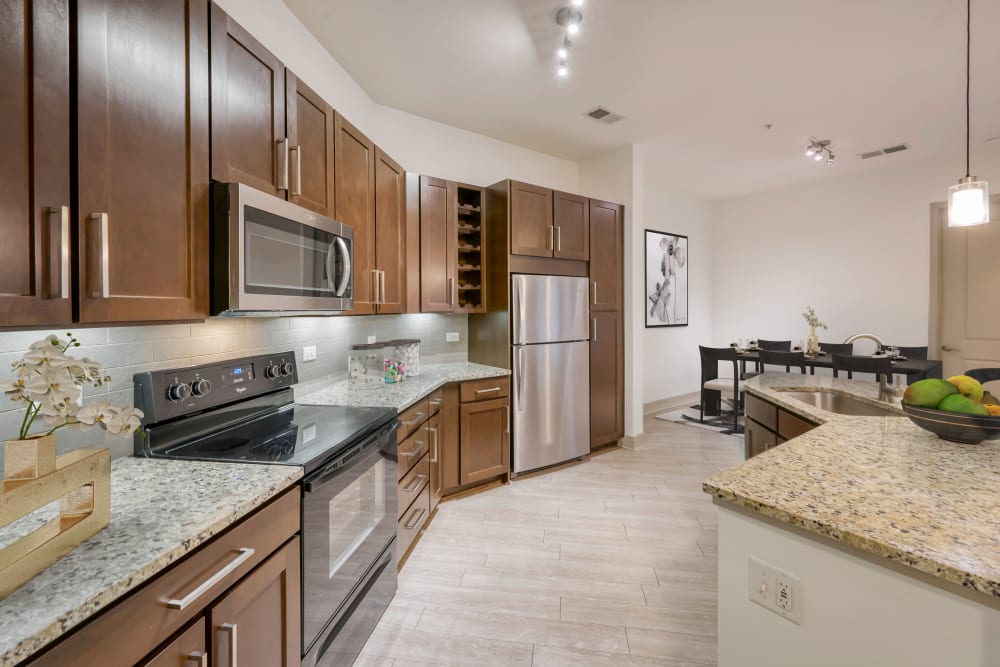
302, 345, 317, 362
748, 556, 803, 624
367, 335, 376, 344
446, 332, 460, 343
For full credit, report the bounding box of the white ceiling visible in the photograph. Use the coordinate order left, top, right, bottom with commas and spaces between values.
283, 0, 1000, 198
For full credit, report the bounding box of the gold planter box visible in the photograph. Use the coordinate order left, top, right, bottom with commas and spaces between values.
0, 435, 111, 600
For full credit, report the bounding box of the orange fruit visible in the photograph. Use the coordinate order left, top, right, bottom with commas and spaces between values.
987, 405, 1000, 417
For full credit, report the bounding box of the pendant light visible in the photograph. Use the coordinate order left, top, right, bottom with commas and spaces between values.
948, 0, 990, 227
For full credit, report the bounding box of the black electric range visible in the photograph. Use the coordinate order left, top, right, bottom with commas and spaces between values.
133, 352, 400, 667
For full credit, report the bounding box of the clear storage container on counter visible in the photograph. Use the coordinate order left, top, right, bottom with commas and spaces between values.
348, 343, 387, 386
390, 339, 421, 377
382, 341, 405, 384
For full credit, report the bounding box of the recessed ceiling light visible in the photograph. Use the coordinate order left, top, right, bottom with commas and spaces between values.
557, 63, 568, 77
572, 0, 584, 6
567, 22, 579, 35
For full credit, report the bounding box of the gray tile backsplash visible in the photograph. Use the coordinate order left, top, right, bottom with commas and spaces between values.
0, 314, 468, 466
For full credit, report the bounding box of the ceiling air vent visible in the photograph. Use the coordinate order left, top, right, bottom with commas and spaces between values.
584, 106, 625, 125
858, 143, 910, 159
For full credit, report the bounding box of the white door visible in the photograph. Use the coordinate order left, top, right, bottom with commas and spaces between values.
934, 196, 1000, 383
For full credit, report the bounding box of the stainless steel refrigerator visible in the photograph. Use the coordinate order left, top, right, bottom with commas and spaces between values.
511, 274, 591, 475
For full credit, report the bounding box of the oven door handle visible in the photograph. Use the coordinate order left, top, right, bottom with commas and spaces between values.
302, 420, 400, 493
330, 236, 352, 297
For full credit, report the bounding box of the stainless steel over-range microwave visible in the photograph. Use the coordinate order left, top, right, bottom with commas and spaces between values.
211, 182, 354, 315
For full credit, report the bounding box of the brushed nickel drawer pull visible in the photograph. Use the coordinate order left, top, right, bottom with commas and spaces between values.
475, 387, 501, 395
219, 623, 238, 667
185, 651, 208, 667
403, 474, 427, 493
88, 213, 110, 298
164, 547, 254, 610
404, 507, 426, 530
47, 206, 70, 299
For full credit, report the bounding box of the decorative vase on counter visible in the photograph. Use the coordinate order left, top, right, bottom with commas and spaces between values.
806, 326, 820, 356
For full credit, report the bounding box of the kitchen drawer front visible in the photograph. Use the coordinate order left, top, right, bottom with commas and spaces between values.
460, 377, 509, 403
398, 452, 430, 518
746, 394, 777, 432
396, 484, 430, 562
30, 488, 299, 667
778, 409, 817, 441
398, 422, 429, 479
427, 388, 444, 416
398, 398, 430, 442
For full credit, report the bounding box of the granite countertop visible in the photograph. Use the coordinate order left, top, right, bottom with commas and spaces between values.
296, 361, 510, 411
0, 457, 302, 666
704, 372, 1000, 600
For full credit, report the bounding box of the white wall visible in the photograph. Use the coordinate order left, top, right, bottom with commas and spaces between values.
641, 147, 715, 404
711, 149, 1000, 351
214, 0, 579, 192
718, 505, 1000, 666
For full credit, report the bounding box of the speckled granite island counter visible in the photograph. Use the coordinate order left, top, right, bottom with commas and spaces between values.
704, 373, 1000, 666
296, 361, 510, 410
0, 457, 301, 667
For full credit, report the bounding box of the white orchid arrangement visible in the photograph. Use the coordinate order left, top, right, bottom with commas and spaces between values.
1, 333, 143, 441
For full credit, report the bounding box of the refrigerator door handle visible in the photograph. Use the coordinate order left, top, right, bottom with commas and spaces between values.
515, 277, 526, 345
515, 346, 525, 411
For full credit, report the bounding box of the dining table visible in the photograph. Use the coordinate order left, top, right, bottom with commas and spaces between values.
735, 349, 943, 381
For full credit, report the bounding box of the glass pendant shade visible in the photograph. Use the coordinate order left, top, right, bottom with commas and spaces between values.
948, 176, 990, 227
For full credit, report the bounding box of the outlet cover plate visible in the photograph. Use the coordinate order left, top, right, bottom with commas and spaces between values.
302, 345, 317, 361
748, 556, 803, 624
446, 332, 460, 342
367, 335, 376, 344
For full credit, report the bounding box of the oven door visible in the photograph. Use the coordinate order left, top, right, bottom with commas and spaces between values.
216, 182, 354, 313
301, 420, 399, 659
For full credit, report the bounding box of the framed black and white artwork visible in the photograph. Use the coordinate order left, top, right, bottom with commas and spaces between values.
645, 230, 688, 327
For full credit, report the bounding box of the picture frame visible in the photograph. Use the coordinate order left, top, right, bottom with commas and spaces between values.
645, 229, 688, 328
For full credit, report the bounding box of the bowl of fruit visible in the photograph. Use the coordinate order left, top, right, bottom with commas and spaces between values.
901, 376, 1000, 444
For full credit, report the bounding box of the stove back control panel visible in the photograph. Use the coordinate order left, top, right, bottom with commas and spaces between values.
134, 352, 299, 425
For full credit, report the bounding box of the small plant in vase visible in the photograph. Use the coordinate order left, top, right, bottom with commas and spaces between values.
801, 307, 828, 357
1, 333, 143, 465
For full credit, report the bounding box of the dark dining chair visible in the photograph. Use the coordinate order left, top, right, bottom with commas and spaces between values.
887, 345, 928, 360
759, 349, 807, 374
811, 342, 854, 375
831, 353, 894, 383
757, 339, 792, 351
964, 368, 1000, 384
698, 346, 744, 433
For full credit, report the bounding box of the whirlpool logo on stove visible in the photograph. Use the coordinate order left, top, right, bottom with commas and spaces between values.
235, 386, 247, 394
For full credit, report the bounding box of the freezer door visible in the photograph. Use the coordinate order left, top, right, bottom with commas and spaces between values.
511, 274, 589, 345
512, 340, 591, 474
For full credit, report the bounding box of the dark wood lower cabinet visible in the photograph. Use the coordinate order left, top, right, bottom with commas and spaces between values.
745, 417, 776, 459
141, 618, 206, 667
459, 396, 510, 485
590, 310, 625, 448
209, 537, 301, 667
744, 393, 818, 459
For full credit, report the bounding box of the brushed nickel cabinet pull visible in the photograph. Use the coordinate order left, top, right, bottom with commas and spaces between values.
219, 623, 238, 667
428, 426, 439, 462
475, 387, 501, 395
592, 281, 597, 305
276, 138, 289, 190
289, 145, 302, 196
548, 225, 554, 251
372, 269, 381, 304
556, 226, 562, 252
47, 206, 70, 299
88, 213, 110, 298
592, 318, 597, 343
404, 507, 426, 530
185, 651, 208, 667
504, 405, 509, 434
164, 547, 254, 610
404, 474, 426, 493
448, 277, 455, 305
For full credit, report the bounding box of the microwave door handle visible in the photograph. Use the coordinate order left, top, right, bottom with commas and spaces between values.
331, 237, 351, 297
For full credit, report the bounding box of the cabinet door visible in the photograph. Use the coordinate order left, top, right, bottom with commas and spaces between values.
374, 147, 406, 314
459, 397, 510, 485
210, 537, 301, 667
419, 176, 457, 312
589, 199, 623, 312
141, 618, 207, 667
77, 0, 209, 323
509, 181, 553, 258
335, 114, 376, 315
427, 412, 443, 513
210, 4, 286, 196
0, 0, 72, 326
745, 419, 776, 459
590, 310, 624, 448
553, 191, 589, 261
286, 72, 334, 217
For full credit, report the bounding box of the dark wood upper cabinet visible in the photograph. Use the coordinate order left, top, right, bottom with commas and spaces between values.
286, 72, 335, 217
374, 147, 406, 314
419, 176, 457, 312
335, 114, 376, 315
589, 199, 623, 312
590, 310, 624, 448
553, 191, 589, 261
210, 3, 286, 196
509, 181, 553, 257
0, 0, 72, 327
76, 0, 209, 323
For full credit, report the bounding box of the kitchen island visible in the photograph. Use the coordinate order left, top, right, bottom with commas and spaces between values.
705, 373, 1000, 667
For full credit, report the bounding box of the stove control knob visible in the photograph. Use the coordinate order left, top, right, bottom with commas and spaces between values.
167, 382, 191, 401
281, 362, 294, 376
265, 365, 281, 380
191, 379, 212, 397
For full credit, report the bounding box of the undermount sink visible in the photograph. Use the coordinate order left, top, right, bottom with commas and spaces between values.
775, 390, 900, 417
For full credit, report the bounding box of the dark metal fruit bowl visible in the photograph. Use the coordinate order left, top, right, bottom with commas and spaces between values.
901, 404, 1000, 444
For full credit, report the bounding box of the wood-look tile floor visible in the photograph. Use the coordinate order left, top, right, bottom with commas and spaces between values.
356, 416, 743, 667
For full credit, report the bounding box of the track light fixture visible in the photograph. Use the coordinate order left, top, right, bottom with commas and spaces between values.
555, 6, 583, 76
804, 139, 835, 164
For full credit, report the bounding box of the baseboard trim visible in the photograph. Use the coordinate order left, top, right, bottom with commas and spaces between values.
643, 391, 699, 416
621, 434, 644, 450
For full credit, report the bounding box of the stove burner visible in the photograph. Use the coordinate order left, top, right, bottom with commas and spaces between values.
250, 436, 296, 461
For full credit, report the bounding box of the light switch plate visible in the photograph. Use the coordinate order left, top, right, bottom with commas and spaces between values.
446, 332, 460, 342
302, 345, 317, 362
748, 556, 803, 624
367, 335, 376, 344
